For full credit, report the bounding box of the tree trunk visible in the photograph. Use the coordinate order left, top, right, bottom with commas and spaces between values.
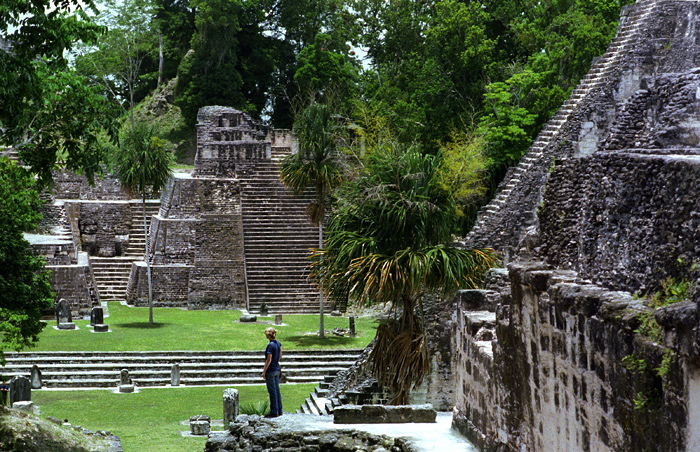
158, 32, 163, 87
318, 221, 325, 338
144, 194, 153, 324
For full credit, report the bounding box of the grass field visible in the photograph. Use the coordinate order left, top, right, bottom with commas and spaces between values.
23, 303, 378, 451
33, 302, 377, 352
33, 384, 317, 452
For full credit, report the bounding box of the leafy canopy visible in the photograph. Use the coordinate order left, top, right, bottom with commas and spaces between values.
0, 0, 120, 186
313, 144, 496, 304
281, 103, 348, 226
0, 158, 54, 365
310, 144, 496, 403
113, 122, 174, 198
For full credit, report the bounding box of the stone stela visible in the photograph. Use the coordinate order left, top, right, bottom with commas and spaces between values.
55, 298, 75, 330
118, 369, 135, 393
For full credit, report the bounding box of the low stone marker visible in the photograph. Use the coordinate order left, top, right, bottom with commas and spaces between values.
274, 314, 283, 325
94, 324, 109, 332
55, 298, 75, 330
171, 363, 180, 387
190, 415, 211, 435
30, 365, 42, 389
333, 404, 437, 424
239, 314, 257, 323
349, 316, 356, 337
10, 376, 31, 404
259, 303, 268, 316
330, 310, 342, 317
118, 369, 135, 393
223, 388, 239, 426
90, 307, 104, 326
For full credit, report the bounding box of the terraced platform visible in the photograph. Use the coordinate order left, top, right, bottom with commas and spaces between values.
1, 349, 363, 390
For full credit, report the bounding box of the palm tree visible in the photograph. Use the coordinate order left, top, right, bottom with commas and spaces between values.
280, 103, 347, 338
310, 144, 497, 403
114, 122, 173, 324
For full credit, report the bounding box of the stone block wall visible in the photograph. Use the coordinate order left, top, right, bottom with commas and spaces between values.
193, 106, 270, 178
127, 107, 253, 309
149, 217, 196, 264
126, 262, 191, 306
78, 202, 132, 257
188, 213, 245, 308
32, 243, 73, 266
52, 169, 130, 201
50, 263, 94, 314
453, 262, 692, 452
463, 0, 700, 256
538, 152, 700, 295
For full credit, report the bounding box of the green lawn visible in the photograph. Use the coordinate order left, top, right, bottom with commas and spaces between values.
34, 302, 377, 352
26, 303, 373, 451
33, 384, 316, 452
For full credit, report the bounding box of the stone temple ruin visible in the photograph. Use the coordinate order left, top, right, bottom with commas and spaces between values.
27, 107, 321, 315
418, 1, 700, 451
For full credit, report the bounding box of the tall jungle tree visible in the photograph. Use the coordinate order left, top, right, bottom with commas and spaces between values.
74, 0, 159, 126
311, 144, 497, 403
280, 103, 347, 338
0, 158, 55, 365
175, 0, 276, 127
1, 0, 120, 187
114, 123, 173, 324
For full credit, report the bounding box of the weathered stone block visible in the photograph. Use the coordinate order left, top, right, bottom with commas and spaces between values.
190, 415, 211, 435
223, 388, 239, 425
333, 404, 436, 424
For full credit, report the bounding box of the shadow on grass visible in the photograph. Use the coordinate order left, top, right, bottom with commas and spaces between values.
116, 322, 169, 329
284, 334, 365, 348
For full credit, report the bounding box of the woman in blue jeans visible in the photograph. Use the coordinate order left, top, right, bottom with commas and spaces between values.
262, 327, 282, 418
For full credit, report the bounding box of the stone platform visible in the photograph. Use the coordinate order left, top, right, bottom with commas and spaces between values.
205, 412, 476, 452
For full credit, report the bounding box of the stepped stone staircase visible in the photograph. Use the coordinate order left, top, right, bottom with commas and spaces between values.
239, 145, 322, 314
1, 349, 363, 389
1, 146, 20, 162
298, 375, 387, 415
465, 0, 657, 246
91, 201, 161, 301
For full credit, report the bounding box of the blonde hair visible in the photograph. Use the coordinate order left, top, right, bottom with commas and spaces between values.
265, 327, 277, 339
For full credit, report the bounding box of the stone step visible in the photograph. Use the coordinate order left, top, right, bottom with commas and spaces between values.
4, 350, 362, 389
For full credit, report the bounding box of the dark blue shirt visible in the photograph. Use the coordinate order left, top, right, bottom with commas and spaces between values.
265, 339, 281, 372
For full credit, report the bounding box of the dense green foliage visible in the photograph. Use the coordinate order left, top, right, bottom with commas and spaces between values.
0, 158, 54, 365
0, 0, 120, 186
113, 123, 174, 324
310, 145, 497, 402
74, 0, 159, 124
65, 0, 632, 218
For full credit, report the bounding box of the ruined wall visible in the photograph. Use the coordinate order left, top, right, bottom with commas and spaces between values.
126, 106, 253, 309
78, 202, 132, 257
451, 2, 700, 451
193, 106, 270, 179
52, 169, 130, 201
463, 0, 700, 256
50, 263, 94, 315
453, 264, 693, 452
126, 262, 191, 306
538, 152, 700, 295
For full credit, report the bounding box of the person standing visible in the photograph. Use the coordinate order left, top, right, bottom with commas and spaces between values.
262, 327, 283, 418
0, 380, 8, 405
